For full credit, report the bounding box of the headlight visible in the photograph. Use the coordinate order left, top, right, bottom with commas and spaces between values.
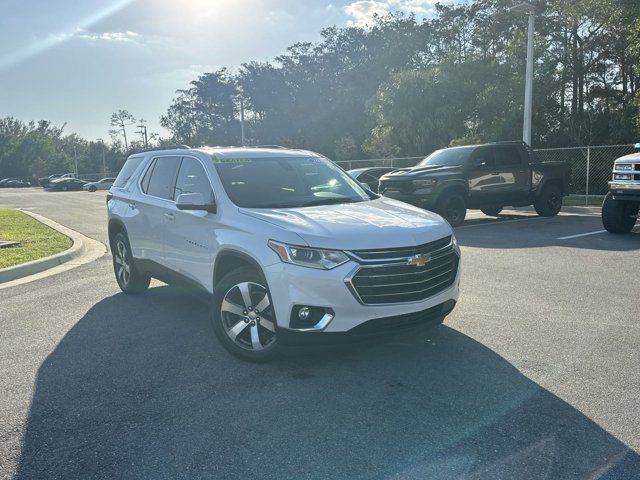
451, 232, 458, 247
615, 164, 633, 171
268, 240, 349, 269
413, 179, 437, 187
614, 173, 632, 180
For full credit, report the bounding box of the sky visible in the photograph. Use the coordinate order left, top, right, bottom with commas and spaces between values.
0, 0, 445, 141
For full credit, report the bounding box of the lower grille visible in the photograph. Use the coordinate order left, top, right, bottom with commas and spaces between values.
347, 245, 459, 305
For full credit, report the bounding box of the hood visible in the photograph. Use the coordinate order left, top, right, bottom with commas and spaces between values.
383, 164, 461, 179
239, 197, 452, 250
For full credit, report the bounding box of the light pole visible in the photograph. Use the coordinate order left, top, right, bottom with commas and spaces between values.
510, 2, 535, 146
97, 138, 106, 177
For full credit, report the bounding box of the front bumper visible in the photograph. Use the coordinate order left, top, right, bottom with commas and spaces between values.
263, 255, 460, 334
609, 181, 640, 202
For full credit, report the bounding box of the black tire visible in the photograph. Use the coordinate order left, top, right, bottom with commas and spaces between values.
534, 184, 562, 217
435, 192, 467, 227
89, 185, 97, 192
480, 206, 503, 216
112, 232, 150, 293
601, 192, 638, 234
212, 267, 279, 362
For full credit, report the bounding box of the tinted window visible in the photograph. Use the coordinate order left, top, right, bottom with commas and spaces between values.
470, 148, 495, 168
146, 156, 179, 199
141, 159, 155, 193
494, 146, 523, 167
213, 156, 369, 208
113, 156, 144, 188
418, 146, 475, 167
173, 157, 214, 202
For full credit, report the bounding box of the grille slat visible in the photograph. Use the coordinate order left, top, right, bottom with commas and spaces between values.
347, 236, 459, 305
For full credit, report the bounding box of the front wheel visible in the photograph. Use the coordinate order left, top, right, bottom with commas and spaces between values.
89, 185, 97, 192
435, 193, 467, 227
534, 184, 562, 217
212, 268, 279, 362
601, 192, 638, 233
112, 233, 150, 293
480, 206, 503, 216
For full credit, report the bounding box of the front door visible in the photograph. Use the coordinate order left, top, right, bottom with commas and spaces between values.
163, 156, 217, 292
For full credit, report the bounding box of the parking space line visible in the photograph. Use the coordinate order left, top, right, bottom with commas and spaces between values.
557, 229, 606, 240
457, 216, 541, 229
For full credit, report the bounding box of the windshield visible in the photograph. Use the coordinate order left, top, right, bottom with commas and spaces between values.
213, 156, 370, 208
418, 146, 475, 167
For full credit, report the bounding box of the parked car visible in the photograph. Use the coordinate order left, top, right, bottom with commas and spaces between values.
2, 179, 30, 188
348, 167, 397, 193
39, 172, 76, 187
83, 177, 116, 192
378, 141, 571, 226
47, 178, 86, 191
107, 147, 461, 361
0, 178, 19, 187
601, 146, 640, 233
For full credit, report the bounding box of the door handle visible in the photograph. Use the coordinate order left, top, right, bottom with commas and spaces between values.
164, 212, 175, 221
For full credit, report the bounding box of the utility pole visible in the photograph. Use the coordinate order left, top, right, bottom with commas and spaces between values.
73, 144, 78, 177
97, 138, 106, 177
137, 119, 148, 149
239, 97, 246, 146
510, 2, 535, 146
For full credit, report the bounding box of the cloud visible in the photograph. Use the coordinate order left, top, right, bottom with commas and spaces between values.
344, 0, 439, 26
75, 29, 141, 43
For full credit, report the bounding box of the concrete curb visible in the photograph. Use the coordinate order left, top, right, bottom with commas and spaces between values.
0, 210, 106, 288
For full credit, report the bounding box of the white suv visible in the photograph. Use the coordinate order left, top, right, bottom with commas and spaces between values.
107, 147, 461, 361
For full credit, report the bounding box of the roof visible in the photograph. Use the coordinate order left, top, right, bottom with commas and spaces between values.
195, 146, 318, 158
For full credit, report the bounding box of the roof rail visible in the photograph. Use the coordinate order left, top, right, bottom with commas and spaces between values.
139, 144, 191, 152
250, 145, 287, 149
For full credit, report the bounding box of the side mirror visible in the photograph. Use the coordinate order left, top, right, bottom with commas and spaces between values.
176, 192, 217, 213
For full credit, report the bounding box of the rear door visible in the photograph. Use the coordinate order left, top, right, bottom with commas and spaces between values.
129, 155, 180, 267
163, 156, 217, 291
492, 146, 530, 203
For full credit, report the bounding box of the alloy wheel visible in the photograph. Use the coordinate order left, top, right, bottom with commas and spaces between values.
220, 282, 276, 351
114, 240, 131, 286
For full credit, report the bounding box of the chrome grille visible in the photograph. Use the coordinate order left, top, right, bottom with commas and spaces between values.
345, 237, 459, 305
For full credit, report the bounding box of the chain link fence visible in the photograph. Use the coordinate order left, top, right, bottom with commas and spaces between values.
339, 144, 636, 205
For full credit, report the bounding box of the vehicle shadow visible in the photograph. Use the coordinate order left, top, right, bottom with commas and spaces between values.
456, 213, 640, 251
15, 286, 640, 480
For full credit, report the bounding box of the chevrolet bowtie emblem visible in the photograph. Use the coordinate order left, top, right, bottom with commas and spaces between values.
407, 254, 430, 267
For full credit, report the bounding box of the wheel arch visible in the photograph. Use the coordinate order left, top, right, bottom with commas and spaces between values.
536, 178, 564, 197
107, 219, 128, 252
213, 249, 266, 290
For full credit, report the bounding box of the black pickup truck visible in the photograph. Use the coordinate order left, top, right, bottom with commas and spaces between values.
378, 141, 571, 226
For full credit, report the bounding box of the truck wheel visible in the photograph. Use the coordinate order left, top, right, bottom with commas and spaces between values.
534, 184, 562, 217
601, 193, 638, 233
481, 206, 503, 216
436, 192, 466, 227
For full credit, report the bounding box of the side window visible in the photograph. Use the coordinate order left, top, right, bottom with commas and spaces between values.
113, 156, 144, 188
471, 148, 494, 168
146, 156, 180, 200
173, 157, 214, 202
494, 147, 523, 167
141, 159, 156, 194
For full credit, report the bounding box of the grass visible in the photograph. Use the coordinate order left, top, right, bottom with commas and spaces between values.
0, 209, 72, 269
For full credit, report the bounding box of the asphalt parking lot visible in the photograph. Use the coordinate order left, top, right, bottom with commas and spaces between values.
1, 188, 639, 479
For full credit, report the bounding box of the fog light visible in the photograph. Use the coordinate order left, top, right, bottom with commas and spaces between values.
298, 306, 311, 320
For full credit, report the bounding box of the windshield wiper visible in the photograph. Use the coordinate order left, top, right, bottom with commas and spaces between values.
300, 198, 361, 207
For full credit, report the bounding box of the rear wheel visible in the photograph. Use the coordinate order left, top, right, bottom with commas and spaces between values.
435, 192, 466, 227
89, 185, 97, 192
534, 184, 562, 217
212, 268, 279, 362
112, 232, 150, 293
480, 206, 503, 216
601, 192, 638, 233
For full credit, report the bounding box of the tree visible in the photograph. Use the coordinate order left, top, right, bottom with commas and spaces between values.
110, 109, 135, 152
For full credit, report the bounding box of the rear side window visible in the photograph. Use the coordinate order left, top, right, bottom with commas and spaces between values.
146, 156, 180, 200
113, 157, 144, 188
173, 157, 214, 202
471, 148, 495, 167
494, 147, 523, 167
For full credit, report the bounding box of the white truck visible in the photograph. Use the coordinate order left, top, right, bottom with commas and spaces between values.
602, 144, 640, 233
